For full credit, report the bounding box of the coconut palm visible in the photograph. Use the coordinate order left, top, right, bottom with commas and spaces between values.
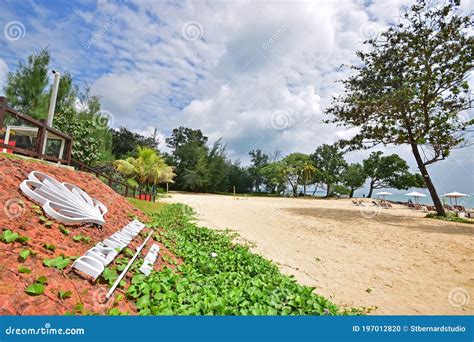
301, 162, 316, 197
114, 146, 175, 191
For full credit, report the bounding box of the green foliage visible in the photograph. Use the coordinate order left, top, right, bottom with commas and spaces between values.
43, 256, 71, 269
248, 149, 270, 192
42, 243, 56, 251
19, 249, 31, 261
4, 48, 50, 118
36, 276, 48, 284
126, 198, 166, 216
73, 234, 90, 243
16, 235, 30, 244
363, 151, 425, 197
114, 146, 175, 190
1, 230, 19, 243
4, 48, 114, 165
18, 266, 31, 273
53, 109, 102, 165
341, 163, 366, 197
25, 283, 45, 296
426, 213, 473, 224
279, 153, 314, 196
260, 162, 287, 195
125, 203, 347, 315
102, 267, 121, 286
107, 307, 128, 315
112, 127, 160, 159
58, 290, 73, 300
59, 225, 70, 235
311, 144, 347, 196
326, 0, 473, 215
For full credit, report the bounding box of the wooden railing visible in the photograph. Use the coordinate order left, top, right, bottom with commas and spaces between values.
0, 97, 72, 164
71, 159, 156, 202
0, 96, 155, 202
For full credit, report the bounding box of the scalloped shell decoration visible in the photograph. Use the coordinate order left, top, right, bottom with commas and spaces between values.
20, 171, 107, 225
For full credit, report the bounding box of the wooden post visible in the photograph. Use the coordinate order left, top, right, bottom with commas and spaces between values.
35, 121, 46, 158
233, 185, 236, 200
65, 138, 72, 165
125, 185, 128, 197
166, 182, 169, 194
0, 97, 6, 131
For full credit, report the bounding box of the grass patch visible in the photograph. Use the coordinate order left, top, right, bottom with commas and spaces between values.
426, 212, 473, 224
124, 203, 361, 315
126, 197, 166, 216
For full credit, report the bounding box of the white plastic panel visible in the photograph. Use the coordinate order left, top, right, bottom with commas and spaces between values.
20, 171, 107, 225
140, 244, 160, 276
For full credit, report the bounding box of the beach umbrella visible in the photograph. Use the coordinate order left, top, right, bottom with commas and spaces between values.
404, 191, 427, 204
375, 191, 392, 200
441, 192, 469, 206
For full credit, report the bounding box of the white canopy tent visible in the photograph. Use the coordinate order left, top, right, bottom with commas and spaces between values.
375, 191, 392, 200
405, 191, 427, 204
441, 192, 469, 206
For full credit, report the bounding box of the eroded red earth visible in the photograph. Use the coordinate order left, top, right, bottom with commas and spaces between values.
0, 155, 176, 315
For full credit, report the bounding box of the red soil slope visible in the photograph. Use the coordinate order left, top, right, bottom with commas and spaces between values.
0, 155, 174, 315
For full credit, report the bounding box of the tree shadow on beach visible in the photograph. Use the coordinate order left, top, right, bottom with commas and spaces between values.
285, 207, 474, 237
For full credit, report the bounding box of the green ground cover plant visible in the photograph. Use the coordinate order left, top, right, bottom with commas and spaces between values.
126, 202, 354, 315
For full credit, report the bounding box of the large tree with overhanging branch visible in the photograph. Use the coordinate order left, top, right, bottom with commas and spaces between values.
326, 0, 473, 216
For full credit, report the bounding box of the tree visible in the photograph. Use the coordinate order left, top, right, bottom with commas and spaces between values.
301, 161, 317, 197
54, 108, 101, 165
326, 1, 473, 215
114, 146, 175, 191
341, 163, 366, 198
53, 72, 77, 115
181, 146, 209, 192
206, 139, 230, 192
166, 127, 209, 189
310, 144, 347, 197
227, 161, 253, 193
260, 162, 287, 195
248, 149, 269, 192
280, 153, 312, 196
112, 127, 161, 158
4, 48, 50, 118
363, 151, 425, 198
166, 126, 208, 153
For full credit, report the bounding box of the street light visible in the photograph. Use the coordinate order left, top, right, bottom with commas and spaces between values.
42, 70, 61, 155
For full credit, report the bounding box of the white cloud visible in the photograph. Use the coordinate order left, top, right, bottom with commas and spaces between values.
1, 0, 472, 195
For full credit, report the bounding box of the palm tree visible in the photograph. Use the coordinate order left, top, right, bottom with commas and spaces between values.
301, 162, 316, 197
114, 146, 175, 192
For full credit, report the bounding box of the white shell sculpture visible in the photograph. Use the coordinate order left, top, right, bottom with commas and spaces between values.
20, 171, 107, 225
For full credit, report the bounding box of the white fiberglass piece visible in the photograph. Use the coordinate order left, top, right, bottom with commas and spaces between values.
140, 244, 160, 276
72, 219, 146, 280
20, 171, 107, 225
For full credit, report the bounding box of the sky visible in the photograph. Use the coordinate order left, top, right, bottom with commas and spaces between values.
0, 0, 473, 198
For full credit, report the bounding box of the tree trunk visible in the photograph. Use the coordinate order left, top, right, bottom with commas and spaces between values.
410, 143, 446, 216
312, 184, 318, 196
325, 183, 330, 197
367, 182, 374, 198
349, 188, 355, 198
303, 182, 306, 197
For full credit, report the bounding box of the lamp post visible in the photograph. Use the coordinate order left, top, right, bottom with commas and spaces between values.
42, 70, 61, 155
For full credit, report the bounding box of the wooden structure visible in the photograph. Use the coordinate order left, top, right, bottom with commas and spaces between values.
0, 96, 155, 202
0, 96, 72, 164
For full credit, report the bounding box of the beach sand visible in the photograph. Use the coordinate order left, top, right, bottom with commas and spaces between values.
162, 192, 474, 315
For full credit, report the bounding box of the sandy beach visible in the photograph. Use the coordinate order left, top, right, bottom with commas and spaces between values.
163, 192, 474, 315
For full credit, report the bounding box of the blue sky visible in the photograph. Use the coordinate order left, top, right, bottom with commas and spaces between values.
0, 0, 473, 198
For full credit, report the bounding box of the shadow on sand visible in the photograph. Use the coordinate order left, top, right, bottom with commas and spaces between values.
285, 207, 474, 237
